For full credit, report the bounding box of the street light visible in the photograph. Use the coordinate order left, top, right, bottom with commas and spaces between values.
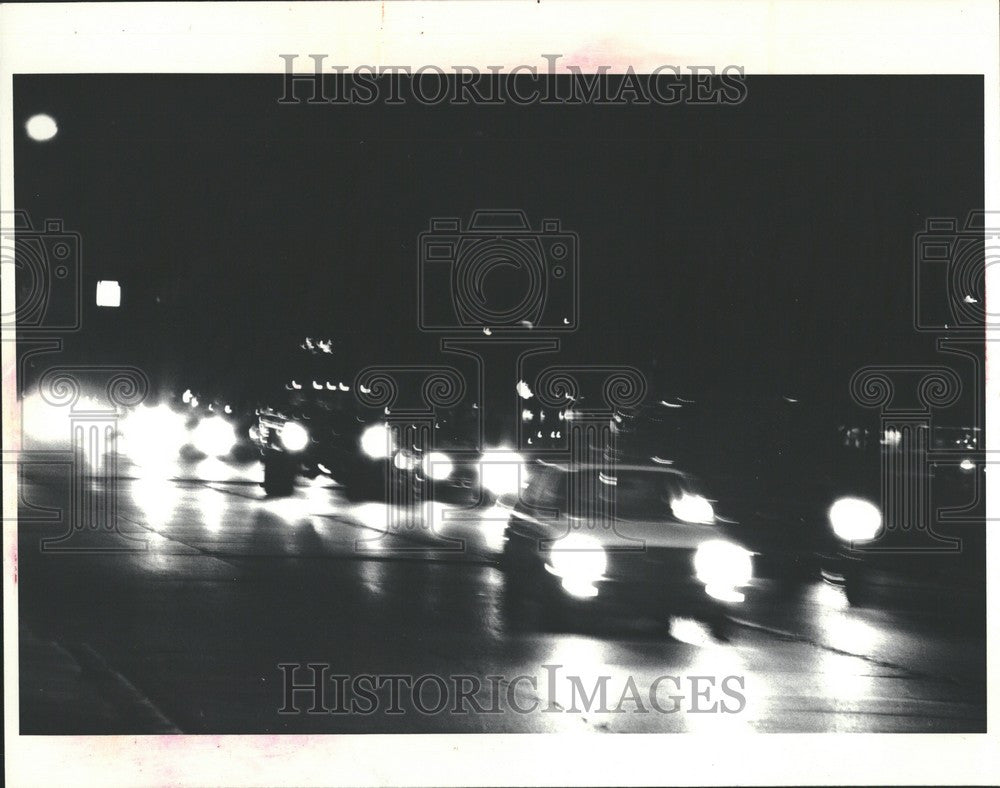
96, 280, 121, 307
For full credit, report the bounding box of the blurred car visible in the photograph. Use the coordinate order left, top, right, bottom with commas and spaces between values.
500, 460, 753, 639
614, 397, 984, 612
251, 395, 394, 498
820, 426, 984, 612
252, 386, 529, 503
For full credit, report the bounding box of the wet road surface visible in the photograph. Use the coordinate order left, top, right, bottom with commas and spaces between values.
16, 460, 986, 734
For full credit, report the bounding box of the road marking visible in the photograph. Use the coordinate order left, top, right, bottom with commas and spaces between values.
66, 642, 182, 734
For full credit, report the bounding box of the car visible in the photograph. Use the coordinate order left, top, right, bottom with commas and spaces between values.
819, 424, 985, 613
613, 396, 984, 613
253, 385, 528, 503
500, 459, 754, 639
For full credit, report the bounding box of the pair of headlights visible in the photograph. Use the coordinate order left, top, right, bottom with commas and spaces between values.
547, 533, 754, 601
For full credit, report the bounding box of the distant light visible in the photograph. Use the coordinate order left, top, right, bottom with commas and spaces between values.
360, 423, 393, 459
95, 280, 121, 307
181, 389, 192, 404
829, 497, 881, 542
422, 451, 454, 481
393, 450, 416, 471
192, 416, 237, 457
960, 458, 975, 472
516, 380, 533, 400
280, 421, 310, 452
479, 449, 526, 496
26, 113, 58, 142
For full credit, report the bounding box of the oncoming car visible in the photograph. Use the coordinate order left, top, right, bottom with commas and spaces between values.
819, 424, 985, 612
251, 403, 399, 498
500, 461, 753, 639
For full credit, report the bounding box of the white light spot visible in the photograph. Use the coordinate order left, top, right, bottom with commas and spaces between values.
516, 380, 533, 400
26, 113, 58, 142
95, 280, 121, 307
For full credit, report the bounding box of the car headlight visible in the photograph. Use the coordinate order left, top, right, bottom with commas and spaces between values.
393, 450, 416, 471
828, 497, 881, 542
548, 533, 608, 591
360, 423, 394, 459
191, 416, 237, 457
422, 451, 453, 480
479, 449, 527, 496
693, 540, 753, 590
670, 492, 715, 524
280, 421, 309, 452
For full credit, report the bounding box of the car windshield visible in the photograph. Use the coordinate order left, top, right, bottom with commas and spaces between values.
523, 465, 689, 522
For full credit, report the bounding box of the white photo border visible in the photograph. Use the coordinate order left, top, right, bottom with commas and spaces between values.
2, 1, 997, 786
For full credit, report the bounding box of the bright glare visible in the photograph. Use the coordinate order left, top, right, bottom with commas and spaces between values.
393, 450, 416, 471
561, 577, 599, 598
422, 451, 453, 480
960, 458, 975, 472
670, 492, 715, 524
21, 391, 105, 445
670, 617, 715, 647
192, 416, 237, 457
119, 404, 187, 471
280, 421, 309, 452
549, 533, 607, 583
705, 585, 746, 603
828, 497, 881, 542
479, 449, 526, 496
26, 113, 58, 142
360, 423, 393, 459
95, 280, 121, 307
882, 428, 902, 447
693, 540, 753, 588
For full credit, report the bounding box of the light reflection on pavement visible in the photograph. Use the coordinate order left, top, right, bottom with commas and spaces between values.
16, 465, 987, 734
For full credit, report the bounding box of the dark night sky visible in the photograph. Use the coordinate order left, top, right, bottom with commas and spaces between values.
14, 75, 983, 407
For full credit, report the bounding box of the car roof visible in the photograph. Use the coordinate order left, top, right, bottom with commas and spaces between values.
533, 459, 689, 477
